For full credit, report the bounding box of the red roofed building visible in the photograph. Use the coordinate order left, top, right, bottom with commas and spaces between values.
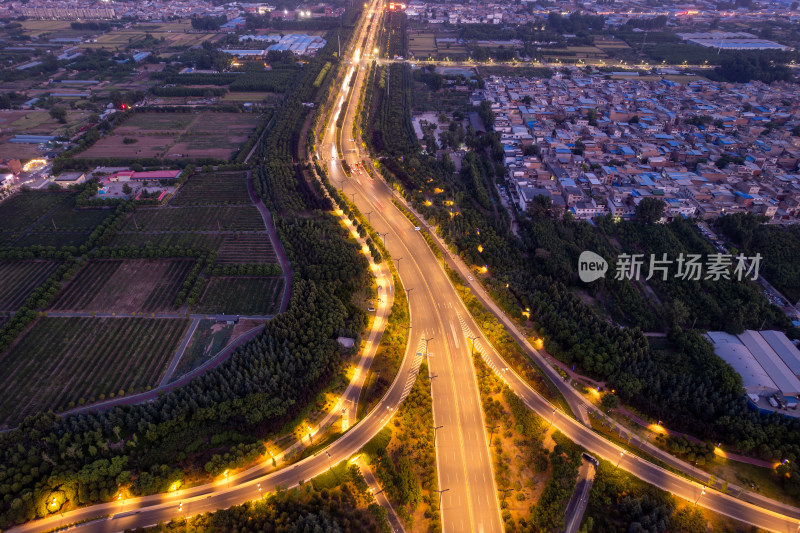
131, 170, 182, 180
110, 170, 181, 181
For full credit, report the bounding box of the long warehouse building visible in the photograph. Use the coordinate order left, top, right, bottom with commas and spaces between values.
708, 330, 800, 397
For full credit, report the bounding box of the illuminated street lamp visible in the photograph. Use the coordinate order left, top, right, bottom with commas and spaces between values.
223, 470, 230, 488
616, 451, 625, 468
694, 487, 705, 505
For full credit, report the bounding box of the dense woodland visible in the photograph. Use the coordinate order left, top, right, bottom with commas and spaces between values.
716, 213, 800, 304
584, 461, 709, 533
363, 21, 800, 491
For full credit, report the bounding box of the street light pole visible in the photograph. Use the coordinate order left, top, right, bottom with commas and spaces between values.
467, 334, 478, 356
498, 487, 514, 501
487, 424, 499, 445
431, 425, 443, 446
378, 232, 387, 246
423, 336, 434, 358
694, 487, 705, 505
544, 407, 557, 433
616, 451, 625, 469
432, 488, 449, 510
364, 211, 372, 224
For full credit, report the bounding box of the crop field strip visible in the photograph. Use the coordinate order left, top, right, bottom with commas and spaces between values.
50, 259, 194, 312
0, 191, 66, 232
139, 260, 194, 312
32, 204, 111, 232
217, 234, 277, 263
172, 171, 251, 206
13, 232, 91, 248
109, 232, 225, 251
0, 317, 189, 426
121, 205, 265, 232
0, 260, 61, 311
195, 277, 284, 315
51, 260, 122, 310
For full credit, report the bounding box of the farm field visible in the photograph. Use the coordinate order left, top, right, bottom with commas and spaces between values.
222, 91, 277, 102
0, 317, 189, 427
32, 204, 111, 232
13, 232, 91, 248
408, 33, 436, 56
0, 109, 92, 139
121, 205, 265, 232
217, 233, 277, 263
110, 231, 224, 251
0, 190, 67, 232
51, 259, 194, 312
0, 261, 61, 311
172, 171, 251, 205
195, 277, 284, 315
77, 111, 263, 161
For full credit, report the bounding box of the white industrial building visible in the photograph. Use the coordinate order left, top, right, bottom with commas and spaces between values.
707, 331, 779, 396
708, 330, 800, 401
761, 330, 800, 376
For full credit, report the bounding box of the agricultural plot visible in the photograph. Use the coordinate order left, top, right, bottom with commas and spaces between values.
0, 190, 66, 232
14, 232, 91, 248
165, 112, 263, 160
121, 206, 265, 232
195, 277, 284, 315
0, 317, 188, 426
409, 33, 436, 55
32, 204, 111, 232
110, 232, 224, 251
78, 112, 263, 161
0, 261, 61, 311
222, 92, 276, 102
217, 234, 277, 263
51, 259, 194, 312
172, 171, 251, 206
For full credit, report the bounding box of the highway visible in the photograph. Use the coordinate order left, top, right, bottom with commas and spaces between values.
319, 3, 503, 531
